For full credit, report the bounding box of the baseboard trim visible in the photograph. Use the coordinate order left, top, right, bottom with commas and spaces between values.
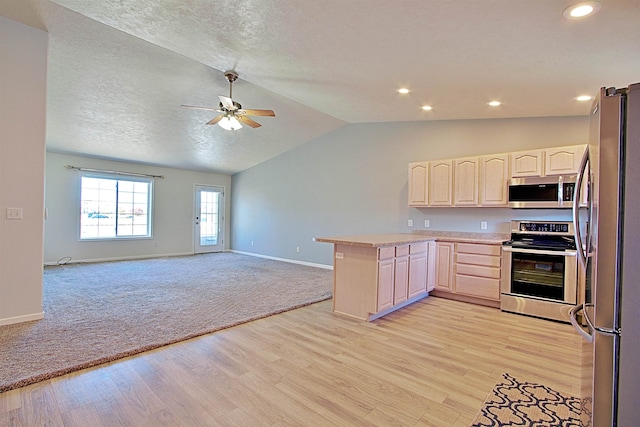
230, 250, 333, 270
44, 252, 194, 266
0, 311, 44, 326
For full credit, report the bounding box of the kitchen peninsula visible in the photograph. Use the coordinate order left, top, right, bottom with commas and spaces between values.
316, 232, 509, 321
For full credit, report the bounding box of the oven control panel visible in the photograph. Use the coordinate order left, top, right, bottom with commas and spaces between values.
510, 220, 574, 235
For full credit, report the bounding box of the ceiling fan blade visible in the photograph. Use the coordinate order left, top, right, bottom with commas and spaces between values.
206, 115, 224, 125
240, 109, 276, 117
237, 115, 261, 128
219, 96, 237, 111
181, 104, 218, 111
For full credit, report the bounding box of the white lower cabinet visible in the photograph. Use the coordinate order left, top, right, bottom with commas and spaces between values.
377, 248, 395, 312
434, 242, 455, 291
332, 241, 432, 321
408, 242, 428, 298
392, 245, 409, 305
430, 241, 503, 307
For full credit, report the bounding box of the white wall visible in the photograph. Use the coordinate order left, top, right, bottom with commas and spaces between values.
44, 152, 232, 264
0, 17, 47, 325
231, 116, 589, 266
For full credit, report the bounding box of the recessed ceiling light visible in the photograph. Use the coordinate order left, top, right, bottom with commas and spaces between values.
488, 101, 502, 107
576, 95, 593, 102
398, 88, 410, 94
421, 105, 433, 111
563, 2, 601, 19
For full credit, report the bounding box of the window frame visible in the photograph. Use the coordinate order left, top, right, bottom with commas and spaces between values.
78, 171, 154, 241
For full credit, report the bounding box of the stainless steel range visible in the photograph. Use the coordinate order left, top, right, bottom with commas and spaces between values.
501, 220, 580, 322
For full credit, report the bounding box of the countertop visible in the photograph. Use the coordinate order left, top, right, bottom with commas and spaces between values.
315, 231, 509, 247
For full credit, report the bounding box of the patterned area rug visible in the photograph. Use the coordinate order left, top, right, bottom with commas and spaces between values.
470, 373, 582, 426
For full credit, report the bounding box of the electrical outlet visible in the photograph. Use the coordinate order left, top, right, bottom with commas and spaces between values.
408, 219, 413, 227
251, 241, 254, 246
296, 246, 300, 253
6, 207, 23, 220
481, 221, 488, 230
424, 220, 430, 228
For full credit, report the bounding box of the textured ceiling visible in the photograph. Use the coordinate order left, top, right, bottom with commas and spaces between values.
2, 0, 640, 174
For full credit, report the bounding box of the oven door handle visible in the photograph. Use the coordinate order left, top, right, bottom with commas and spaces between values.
502, 246, 576, 257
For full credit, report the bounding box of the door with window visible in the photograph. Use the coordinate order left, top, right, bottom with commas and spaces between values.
194, 185, 224, 253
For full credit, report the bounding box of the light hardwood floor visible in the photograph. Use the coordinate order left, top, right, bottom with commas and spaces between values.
0, 297, 582, 426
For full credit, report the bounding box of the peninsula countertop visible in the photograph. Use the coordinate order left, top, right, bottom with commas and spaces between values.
315, 231, 510, 247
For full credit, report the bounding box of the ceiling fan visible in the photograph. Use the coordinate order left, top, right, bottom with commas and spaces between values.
181, 70, 275, 130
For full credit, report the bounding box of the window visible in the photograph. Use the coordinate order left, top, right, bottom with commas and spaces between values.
80, 173, 153, 240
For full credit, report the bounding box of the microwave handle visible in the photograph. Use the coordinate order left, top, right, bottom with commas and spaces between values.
572, 148, 589, 267
558, 175, 563, 206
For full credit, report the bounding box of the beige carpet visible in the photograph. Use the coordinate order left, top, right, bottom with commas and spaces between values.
0, 253, 332, 392
470, 373, 583, 426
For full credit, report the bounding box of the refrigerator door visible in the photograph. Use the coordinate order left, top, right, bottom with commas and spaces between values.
575, 87, 623, 427
617, 83, 640, 427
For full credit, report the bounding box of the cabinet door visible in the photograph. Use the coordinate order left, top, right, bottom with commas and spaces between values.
510, 150, 543, 178
545, 145, 586, 176
393, 255, 409, 304
408, 251, 427, 298
377, 258, 395, 311
434, 242, 454, 291
480, 154, 509, 206
427, 241, 437, 291
429, 160, 453, 206
454, 157, 479, 206
408, 162, 429, 206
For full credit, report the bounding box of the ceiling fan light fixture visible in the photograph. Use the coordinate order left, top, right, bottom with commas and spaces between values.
218, 115, 242, 131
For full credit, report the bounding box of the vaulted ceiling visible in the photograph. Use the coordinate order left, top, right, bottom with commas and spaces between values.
2, 0, 639, 174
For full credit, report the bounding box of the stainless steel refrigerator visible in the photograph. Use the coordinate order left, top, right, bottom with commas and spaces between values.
570, 83, 640, 426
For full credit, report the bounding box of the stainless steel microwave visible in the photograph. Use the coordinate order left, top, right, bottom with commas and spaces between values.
508, 175, 577, 208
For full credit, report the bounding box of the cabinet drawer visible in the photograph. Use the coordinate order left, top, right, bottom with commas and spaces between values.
456, 243, 502, 256
455, 263, 500, 279
409, 242, 428, 254
455, 274, 500, 300
456, 252, 501, 268
395, 245, 410, 257
379, 246, 396, 260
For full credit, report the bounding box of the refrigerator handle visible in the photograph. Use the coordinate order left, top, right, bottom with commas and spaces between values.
569, 303, 593, 343
582, 303, 621, 337
572, 147, 589, 268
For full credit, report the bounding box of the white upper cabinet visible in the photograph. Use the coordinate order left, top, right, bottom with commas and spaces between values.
408, 162, 428, 207
510, 150, 543, 178
409, 144, 585, 207
544, 145, 587, 176
454, 157, 479, 206
479, 154, 509, 206
429, 160, 453, 206
510, 145, 587, 178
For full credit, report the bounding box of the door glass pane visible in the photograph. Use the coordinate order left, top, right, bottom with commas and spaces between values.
199, 190, 219, 246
